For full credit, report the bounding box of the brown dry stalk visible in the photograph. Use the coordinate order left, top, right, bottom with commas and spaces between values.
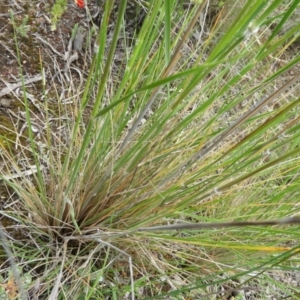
138, 215, 300, 231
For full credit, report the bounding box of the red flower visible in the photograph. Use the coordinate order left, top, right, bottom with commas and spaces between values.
74, 0, 85, 9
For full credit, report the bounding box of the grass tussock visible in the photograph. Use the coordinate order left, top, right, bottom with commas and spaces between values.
1, 0, 300, 298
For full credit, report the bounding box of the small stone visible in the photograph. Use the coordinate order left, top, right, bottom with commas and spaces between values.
73, 27, 85, 52
0, 98, 11, 108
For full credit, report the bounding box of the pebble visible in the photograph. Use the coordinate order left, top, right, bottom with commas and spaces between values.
0, 98, 11, 108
